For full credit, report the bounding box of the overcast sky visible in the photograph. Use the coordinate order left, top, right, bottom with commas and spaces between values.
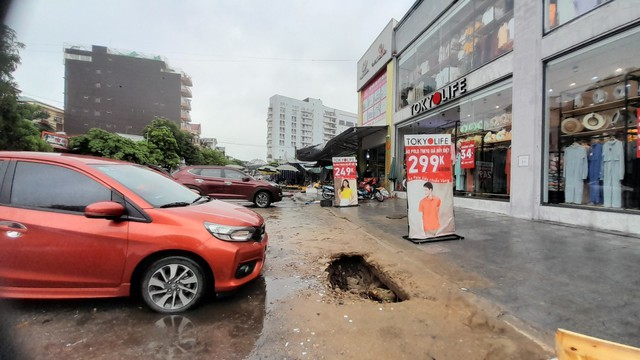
5, 0, 414, 161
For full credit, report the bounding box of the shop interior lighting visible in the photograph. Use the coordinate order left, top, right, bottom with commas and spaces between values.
616, 68, 623, 72
592, 76, 599, 81
549, 89, 553, 92
570, 82, 576, 87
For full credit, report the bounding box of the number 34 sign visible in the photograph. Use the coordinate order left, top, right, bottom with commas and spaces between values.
404, 134, 452, 183
459, 140, 475, 169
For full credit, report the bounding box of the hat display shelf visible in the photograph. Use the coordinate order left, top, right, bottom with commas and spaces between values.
454, 105, 512, 200
549, 69, 640, 205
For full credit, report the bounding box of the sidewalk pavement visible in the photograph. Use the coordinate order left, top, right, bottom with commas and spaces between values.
323, 196, 640, 349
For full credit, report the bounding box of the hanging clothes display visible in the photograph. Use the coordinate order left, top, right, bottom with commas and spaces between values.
628, 139, 640, 209
563, 142, 588, 204
587, 141, 603, 204
600, 139, 624, 208
454, 153, 466, 191
505, 147, 511, 195
492, 147, 508, 194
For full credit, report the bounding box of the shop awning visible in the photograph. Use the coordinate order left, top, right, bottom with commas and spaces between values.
296, 126, 387, 162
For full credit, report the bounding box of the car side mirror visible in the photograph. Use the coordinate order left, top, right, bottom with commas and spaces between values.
242, 177, 251, 182
85, 201, 125, 220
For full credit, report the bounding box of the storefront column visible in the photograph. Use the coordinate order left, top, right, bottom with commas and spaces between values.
510, 0, 544, 219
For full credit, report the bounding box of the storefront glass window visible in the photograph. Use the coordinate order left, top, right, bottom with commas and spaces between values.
395, 81, 513, 200
544, 0, 611, 32
362, 72, 387, 126
544, 27, 640, 211
397, 0, 514, 111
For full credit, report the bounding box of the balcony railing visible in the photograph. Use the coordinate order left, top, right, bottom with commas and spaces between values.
181, 110, 191, 121
181, 98, 191, 110
181, 86, 192, 98
181, 72, 193, 86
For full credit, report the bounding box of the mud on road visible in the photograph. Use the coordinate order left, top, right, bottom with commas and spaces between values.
1, 196, 554, 360
247, 196, 552, 360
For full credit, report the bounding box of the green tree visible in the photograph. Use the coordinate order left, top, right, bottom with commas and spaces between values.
228, 158, 245, 166
17, 102, 53, 132
0, 25, 22, 110
144, 125, 181, 169
144, 117, 200, 165
199, 147, 229, 165
0, 25, 50, 151
70, 128, 153, 164
16, 102, 49, 121
10, 120, 52, 151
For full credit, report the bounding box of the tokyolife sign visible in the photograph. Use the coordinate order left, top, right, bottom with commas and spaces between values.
411, 78, 467, 116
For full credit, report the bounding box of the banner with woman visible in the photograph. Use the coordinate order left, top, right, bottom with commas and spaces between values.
332, 156, 358, 207
404, 134, 461, 242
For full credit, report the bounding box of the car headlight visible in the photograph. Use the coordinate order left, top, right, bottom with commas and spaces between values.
269, 182, 280, 188
204, 222, 256, 242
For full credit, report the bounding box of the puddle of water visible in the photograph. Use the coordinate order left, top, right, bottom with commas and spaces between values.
2, 277, 269, 360
264, 277, 311, 303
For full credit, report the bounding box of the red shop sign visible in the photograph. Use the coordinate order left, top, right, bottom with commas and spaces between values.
459, 140, 475, 169
332, 157, 357, 180
405, 135, 452, 183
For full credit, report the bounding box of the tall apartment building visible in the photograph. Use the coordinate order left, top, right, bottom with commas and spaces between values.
266, 95, 357, 162
63, 45, 193, 137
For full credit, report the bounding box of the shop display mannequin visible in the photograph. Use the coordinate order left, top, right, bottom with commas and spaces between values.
455, 153, 465, 191
563, 141, 588, 204
601, 136, 624, 208
587, 138, 603, 205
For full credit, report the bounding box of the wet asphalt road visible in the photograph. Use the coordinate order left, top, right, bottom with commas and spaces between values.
0, 197, 312, 360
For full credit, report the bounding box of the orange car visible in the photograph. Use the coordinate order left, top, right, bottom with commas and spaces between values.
0, 152, 268, 313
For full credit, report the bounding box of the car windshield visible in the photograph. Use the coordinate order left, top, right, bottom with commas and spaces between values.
93, 164, 199, 208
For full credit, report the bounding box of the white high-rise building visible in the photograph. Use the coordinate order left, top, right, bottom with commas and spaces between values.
266, 95, 357, 162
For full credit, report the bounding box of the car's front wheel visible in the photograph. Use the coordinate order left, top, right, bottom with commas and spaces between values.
254, 191, 272, 208
141, 256, 205, 313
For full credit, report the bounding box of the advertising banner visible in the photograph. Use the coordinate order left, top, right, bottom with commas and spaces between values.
405, 134, 457, 240
459, 140, 475, 169
41, 131, 69, 150
332, 156, 358, 207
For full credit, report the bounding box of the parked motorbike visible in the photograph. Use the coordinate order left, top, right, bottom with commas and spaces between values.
357, 178, 384, 202
321, 184, 335, 200
319, 179, 386, 202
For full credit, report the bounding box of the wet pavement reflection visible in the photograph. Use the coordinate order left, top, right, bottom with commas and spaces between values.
2, 276, 268, 360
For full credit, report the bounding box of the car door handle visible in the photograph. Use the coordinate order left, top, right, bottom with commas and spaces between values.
224, 182, 232, 185
0, 221, 27, 238
195, 179, 204, 183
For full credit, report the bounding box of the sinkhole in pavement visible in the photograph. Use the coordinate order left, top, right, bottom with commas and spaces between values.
326, 255, 405, 303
